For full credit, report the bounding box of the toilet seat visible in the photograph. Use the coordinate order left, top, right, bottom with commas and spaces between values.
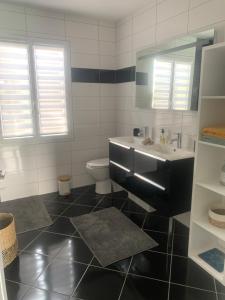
86, 158, 109, 168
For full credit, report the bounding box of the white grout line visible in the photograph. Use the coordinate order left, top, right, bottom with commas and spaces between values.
71, 256, 95, 297
214, 278, 219, 300
167, 219, 174, 300
117, 256, 134, 300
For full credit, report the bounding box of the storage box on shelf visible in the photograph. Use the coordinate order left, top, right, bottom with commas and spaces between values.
189, 42, 225, 286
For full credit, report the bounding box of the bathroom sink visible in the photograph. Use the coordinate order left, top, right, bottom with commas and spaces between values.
150, 144, 178, 154
149, 144, 194, 158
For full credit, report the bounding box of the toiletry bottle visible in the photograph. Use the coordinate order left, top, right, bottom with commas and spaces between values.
220, 162, 225, 186
160, 128, 166, 145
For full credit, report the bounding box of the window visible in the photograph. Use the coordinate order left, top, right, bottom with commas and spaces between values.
152, 58, 192, 110
0, 41, 69, 140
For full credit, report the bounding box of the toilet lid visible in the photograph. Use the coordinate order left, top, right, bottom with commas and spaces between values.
87, 158, 109, 168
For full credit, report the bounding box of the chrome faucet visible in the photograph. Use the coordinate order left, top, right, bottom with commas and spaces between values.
170, 133, 182, 149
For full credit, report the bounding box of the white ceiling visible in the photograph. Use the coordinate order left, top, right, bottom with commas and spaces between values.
10, 0, 154, 20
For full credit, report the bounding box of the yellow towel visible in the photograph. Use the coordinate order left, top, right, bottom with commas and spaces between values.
202, 127, 225, 140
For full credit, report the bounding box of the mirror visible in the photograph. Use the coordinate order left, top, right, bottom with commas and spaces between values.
136, 29, 214, 111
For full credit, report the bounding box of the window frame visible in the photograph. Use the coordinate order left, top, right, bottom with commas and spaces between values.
0, 37, 72, 144
151, 57, 193, 111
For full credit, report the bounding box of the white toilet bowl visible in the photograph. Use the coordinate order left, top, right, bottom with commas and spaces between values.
86, 158, 111, 194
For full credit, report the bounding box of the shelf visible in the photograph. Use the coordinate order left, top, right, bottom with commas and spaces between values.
196, 180, 225, 196
198, 140, 225, 150
190, 252, 224, 283
202, 96, 225, 100
192, 217, 225, 241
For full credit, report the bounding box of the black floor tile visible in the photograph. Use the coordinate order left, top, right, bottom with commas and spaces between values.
45, 202, 70, 216
111, 190, 128, 199
74, 266, 125, 300
46, 217, 76, 236
4, 252, 51, 285
173, 219, 189, 236
218, 293, 225, 300
96, 196, 127, 209
122, 200, 146, 214
35, 258, 87, 296
216, 280, 225, 294
56, 237, 93, 264
17, 230, 41, 251
122, 211, 146, 227
91, 256, 131, 273
172, 234, 189, 257
40, 192, 80, 204
26, 232, 68, 257
143, 214, 169, 233
169, 283, 217, 300
144, 230, 170, 254
129, 251, 171, 281
22, 287, 69, 300
120, 274, 168, 300
62, 205, 93, 218
171, 255, 215, 291
6, 280, 29, 300
75, 193, 102, 207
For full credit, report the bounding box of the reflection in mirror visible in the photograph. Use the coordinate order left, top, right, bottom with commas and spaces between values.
136, 29, 214, 111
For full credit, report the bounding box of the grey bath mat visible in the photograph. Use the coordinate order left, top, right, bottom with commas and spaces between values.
70, 207, 158, 267
0, 198, 53, 234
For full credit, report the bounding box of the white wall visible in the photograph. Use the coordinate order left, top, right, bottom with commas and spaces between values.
0, 3, 116, 201
1, 0, 225, 201
115, 0, 225, 147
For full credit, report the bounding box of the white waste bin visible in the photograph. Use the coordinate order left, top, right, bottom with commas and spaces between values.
58, 175, 71, 196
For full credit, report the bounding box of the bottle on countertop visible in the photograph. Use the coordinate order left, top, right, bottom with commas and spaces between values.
220, 162, 225, 186
160, 128, 166, 145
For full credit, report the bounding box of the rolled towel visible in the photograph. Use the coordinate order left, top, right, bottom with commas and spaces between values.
202, 127, 225, 140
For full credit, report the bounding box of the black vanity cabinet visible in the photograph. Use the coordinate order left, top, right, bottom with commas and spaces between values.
109, 141, 194, 217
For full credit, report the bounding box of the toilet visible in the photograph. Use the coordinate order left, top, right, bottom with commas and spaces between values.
86, 158, 111, 194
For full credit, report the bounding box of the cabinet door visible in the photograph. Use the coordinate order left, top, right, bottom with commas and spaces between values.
109, 142, 132, 170
134, 150, 171, 191
109, 162, 132, 190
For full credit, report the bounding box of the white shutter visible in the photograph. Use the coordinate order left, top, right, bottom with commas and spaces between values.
0, 42, 34, 138
33, 45, 68, 136
152, 59, 172, 109
172, 62, 192, 110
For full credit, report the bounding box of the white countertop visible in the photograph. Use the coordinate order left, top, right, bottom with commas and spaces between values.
109, 136, 195, 161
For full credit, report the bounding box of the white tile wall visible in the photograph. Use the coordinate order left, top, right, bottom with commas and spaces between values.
115, 0, 225, 153
1, 0, 225, 201
0, 3, 116, 201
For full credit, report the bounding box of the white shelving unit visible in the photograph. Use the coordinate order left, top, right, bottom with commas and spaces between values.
189, 42, 225, 286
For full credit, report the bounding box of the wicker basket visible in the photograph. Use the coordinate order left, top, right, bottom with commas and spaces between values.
0, 213, 18, 268
208, 207, 225, 229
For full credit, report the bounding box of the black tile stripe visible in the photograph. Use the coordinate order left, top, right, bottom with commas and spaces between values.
71, 66, 136, 84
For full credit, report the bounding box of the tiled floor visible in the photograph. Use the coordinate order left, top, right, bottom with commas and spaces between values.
4, 185, 224, 300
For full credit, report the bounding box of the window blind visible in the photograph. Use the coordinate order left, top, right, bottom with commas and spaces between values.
172, 62, 192, 110
33, 45, 68, 136
152, 59, 172, 109
0, 43, 34, 138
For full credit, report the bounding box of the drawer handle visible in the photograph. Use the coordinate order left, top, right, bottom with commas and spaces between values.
110, 141, 130, 149
134, 173, 166, 191
110, 160, 131, 172
134, 149, 166, 162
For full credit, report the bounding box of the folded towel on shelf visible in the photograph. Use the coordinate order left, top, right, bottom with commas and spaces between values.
202, 127, 225, 140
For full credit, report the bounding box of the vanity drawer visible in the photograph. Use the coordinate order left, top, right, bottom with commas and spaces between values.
109, 161, 132, 190
134, 150, 171, 191
109, 142, 132, 170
